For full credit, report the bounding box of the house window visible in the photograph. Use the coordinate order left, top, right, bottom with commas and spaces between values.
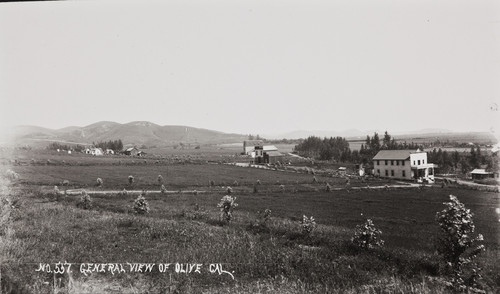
402, 161, 405, 166
397, 160, 399, 166
418, 160, 421, 165
385, 170, 388, 176
385, 160, 388, 165
391, 170, 394, 176
377, 169, 380, 174
402, 170, 406, 177
413, 161, 416, 165
391, 160, 394, 165
423, 159, 425, 164
377, 160, 379, 165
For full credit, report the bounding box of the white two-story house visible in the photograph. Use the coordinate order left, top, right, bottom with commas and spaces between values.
372, 149, 436, 182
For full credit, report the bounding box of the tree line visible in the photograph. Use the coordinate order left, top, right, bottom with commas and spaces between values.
93, 139, 124, 152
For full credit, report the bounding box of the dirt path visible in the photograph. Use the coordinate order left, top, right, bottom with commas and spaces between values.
65, 189, 206, 195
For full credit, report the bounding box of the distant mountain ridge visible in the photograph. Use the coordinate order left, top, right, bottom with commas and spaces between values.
6, 121, 248, 147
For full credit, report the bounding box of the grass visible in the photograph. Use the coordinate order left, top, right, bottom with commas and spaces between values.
1, 150, 499, 293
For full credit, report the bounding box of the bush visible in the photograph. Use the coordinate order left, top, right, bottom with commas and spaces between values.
128, 175, 134, 185
120, 188, 128, 196
233, 180, 239, 186
77, 191, 92, 209
326, 183, 332, 192
96, 177, 103, 187
352, 219, 384, 250
133, 191, 150, 214
279, 184, 285, 193
226, 186, 233, 195
62, 180, 70, 186
160, 184, 167, 194
157, 175, 163, 184
301, 215, 316, 236
312, 176, 318, 183
4, 170, 19, 180
217, 195, 238, 223
209, 180, 215, 187
256, 179, 261, 185
435, 195, 485, 292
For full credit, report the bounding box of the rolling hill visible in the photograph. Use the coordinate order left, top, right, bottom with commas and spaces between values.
6, 121, 248, 147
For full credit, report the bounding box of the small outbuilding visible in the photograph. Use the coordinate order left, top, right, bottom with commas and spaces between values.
470, 169, 496, 180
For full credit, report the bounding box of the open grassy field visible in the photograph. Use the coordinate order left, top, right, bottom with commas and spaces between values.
1, 149, 499, 293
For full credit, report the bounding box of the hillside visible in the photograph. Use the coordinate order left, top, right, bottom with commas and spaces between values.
6, 121, 247, 147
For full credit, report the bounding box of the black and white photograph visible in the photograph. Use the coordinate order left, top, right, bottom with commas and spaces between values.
0, 0, 499, 293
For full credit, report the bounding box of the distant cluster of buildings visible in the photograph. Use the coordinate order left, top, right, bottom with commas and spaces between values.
83, 147, 146, 157
243, 140, 285, 164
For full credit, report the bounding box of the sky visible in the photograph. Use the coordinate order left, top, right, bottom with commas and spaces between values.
0, 0, 499, 137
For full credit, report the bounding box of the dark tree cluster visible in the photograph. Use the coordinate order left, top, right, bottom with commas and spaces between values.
93, 139, 124, 152
47, 142, 84, 152
294, 136, 351, 162
358, 131, 423, 164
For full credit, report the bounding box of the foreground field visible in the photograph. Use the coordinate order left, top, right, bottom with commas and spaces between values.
1, 152, 499, 293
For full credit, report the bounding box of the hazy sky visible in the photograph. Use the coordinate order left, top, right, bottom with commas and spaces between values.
1, 0, 499, 136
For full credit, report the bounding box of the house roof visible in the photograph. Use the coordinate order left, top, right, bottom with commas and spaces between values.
471, 169, 493, 175
372, 150, 414, 160
125, 147, 138, 152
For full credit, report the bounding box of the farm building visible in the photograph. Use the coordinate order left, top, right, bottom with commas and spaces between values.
106, 149, 115, 155
85, 147, 104, 156
243, 140, 264, 155
123, 147, 139, 156
252, 145, 285, 164
470, 169, 496, 180
372, 149, 437, 182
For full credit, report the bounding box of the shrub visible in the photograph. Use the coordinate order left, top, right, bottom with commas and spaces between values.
312, 176, 318, 183
62, 180, 70, 186
133, 191, 150, 214
326, 183, 332, 192
160, 184, 167, 194
256, 179, 261, 185
77, 191, 92, 209
279, 184, 285, 193
217, 195, 238, 222
54, 186, 61, 196
226, 186, 233, 194
435, 195, 485, 292
5, 170, 19, 180
301, 215, 316, 236
233, 180, 239, 186
128, 175, 134, 185
209, 180, 215, 187
157, 175, 163, 184
256, 209, 272, 225
96, 177, 103, 187
352, 219, 384, 250
120, 189, 128, 196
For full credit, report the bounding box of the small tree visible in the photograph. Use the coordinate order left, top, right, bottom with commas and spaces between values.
435, 195, 485, 292
160, 184, 167, 194
301, 215, 316, 236
77, 191, 92, 209
352, 219, 384, 250
226, 186, 233, 195
157, 175, 163, 185
133, 191, 150, 214
96, 177, 103, 187
217, 195, 238, 223
128, 175, 134, 186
